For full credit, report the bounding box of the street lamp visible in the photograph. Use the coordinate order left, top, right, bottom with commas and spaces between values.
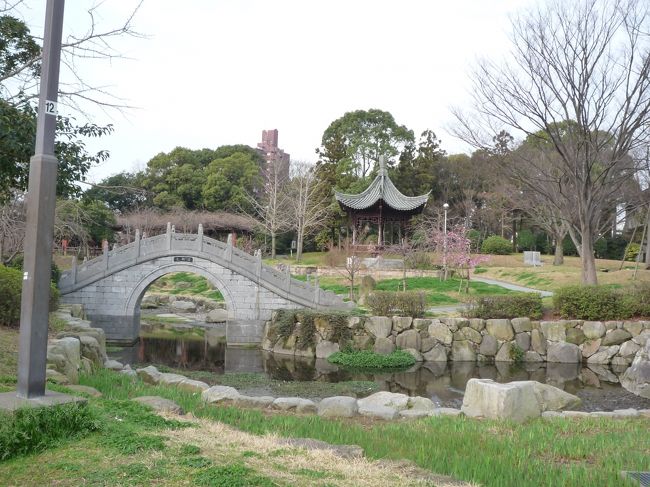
443, 203, 449, 280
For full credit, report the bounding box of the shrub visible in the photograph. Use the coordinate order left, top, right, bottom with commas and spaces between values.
6, 255, 61, 286
517, 229, 536, 251
0, 403, 99, 461
480, 235, 512, 255
625, 243, 641, 261
509, 343, 525, 363
553, 286, 628, 320
328, 349, 415, 369
0, 265, 60, 328
365, 291, 426, 318
467, 293, 542, 319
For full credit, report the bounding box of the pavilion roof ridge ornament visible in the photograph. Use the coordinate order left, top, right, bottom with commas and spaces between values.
334, 155, 430, 212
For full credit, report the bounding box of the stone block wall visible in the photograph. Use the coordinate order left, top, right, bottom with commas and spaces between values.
261, 314, 650, 365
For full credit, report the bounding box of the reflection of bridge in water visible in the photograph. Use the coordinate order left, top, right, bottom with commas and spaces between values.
58, 224, 349, 344
110, 336, 641, 410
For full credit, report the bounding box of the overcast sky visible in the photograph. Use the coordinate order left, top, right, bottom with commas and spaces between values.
22, 0, 537, 184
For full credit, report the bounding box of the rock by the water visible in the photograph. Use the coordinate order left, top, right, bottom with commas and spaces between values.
582, 321, 606, 339
546, 342, 581, 363
133, 396, 184, 414
428, 322, 453, 346
364, 316, 392, 338
357, 391, 409, 411
318, 396, 358, 418
315, 340, 339, 359
541, 321, 566, 342
272, 397, 317, 413
47, 337, 81, 384
461, 379, 541, 422
479, 335, 498, 356
486, 319, 515, 341
422, 344, 447, 362
234, 395, 275, 408
202, 385, 241, 404
601, 329, 632, 346
396, 329, 421, 350
621, 340, 650, 399
171, 300, 197, 312
511, 318, 532, 333
358, 403, 399, 420
206, 308, 228, 323
403, 348, 423, 362
452, 340, 476, 361
104, 359, 124, 370
373, 337, 395, 355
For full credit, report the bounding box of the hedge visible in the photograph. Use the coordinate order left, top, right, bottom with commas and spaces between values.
365, 291, 426, 318
466, 293, 543, 319
0, 265, 59, 328
552, 284, 650, 320
480, 235, 512, 255
328, 349, 416, 369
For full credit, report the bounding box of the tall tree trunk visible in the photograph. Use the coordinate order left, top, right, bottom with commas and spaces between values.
271, 232, 276, 260
580, 227, 598, 285
644, 206, 650, 269
553, 238, 564, 266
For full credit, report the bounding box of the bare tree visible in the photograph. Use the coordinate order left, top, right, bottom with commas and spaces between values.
0, 196, 25, 263
286, 161, 331, 262
452, 0, 650, 284
241, 158, 290, 258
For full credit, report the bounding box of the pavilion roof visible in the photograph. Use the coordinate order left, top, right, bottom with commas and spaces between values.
334, 160, 430, 212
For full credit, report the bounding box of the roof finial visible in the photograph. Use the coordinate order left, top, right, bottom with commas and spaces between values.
378, 155, 386, 175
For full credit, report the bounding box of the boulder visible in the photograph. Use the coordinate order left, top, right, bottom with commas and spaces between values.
137, 365, 162, 384
454, 327, 482, 344
396, 329, 421, 350
433, 407, 462, 416
422, 344, 448, 362
541, 321, 566, 342
352, 335, 373, 350
623, 322, 643, 337
407, 396, 436, 411
80, 357, 94, 375
202, 385, 241, 404
511, 318, 532, 333
358, 404, 399, 420
104, 359, 124, 370
461, 379, 541, 422
78, 335, 103, 367
515, 332, 531, 351
399, 409, 433, 419
161, 376, 209, 393
47, 337, 81, 384
587, 346, 620, 365
272, 397, 317, 413
546, 342, 581, 363
486, 319, 515, 341
619, 340, 641, 358
524, 351, 544, 362
452, 340, 476, 361
621, 340, 650, 399
582, 321, 606, 339
428, 322, 453, 346
420, 337, 436, 353
315, 340, 339, 359
56, 328, 107, 359
479, 335, 498, 356
374, 337, 395, 355
601, 329, 632, 346
531, 329, 547, 355
357, 391, 409, 411
392, 316, 413, 332
566, 328, 586, 345
365, 316, 392, 339
317, 396, 358, 418
413, 318, 432, 331
140, 295, 159, 309
206, 308, 228, 323
234, 395, 275, 408
532, 382, 581, 411
404, 348, 423, 362
495, 342, 516, 363
66, 385, 102, 397
171, 300, 196, 312
133, 396, 184, 414
45, 368, 70, 384
469, 318, 486, 332
580, 339, 601, 359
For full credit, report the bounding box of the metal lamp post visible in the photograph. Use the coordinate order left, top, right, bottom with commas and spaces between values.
443, 203, 449, 280
16, 0, 66, 399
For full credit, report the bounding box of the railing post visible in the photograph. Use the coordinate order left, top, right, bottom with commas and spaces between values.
255, 249, 262, 280
70, 255, 77, 285
134, 228, 141, 259
102, 241, 109, 270
166, 222, 172, 250
224, 233, 233, 261
197, 224, 204, 252
313, 275, 320, 305
285, 264, 291, 289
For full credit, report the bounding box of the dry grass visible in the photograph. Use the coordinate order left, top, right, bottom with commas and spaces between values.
0, 326, 19, 377
164, 414, 475, 487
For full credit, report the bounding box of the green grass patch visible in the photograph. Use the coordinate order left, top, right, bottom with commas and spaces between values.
148, 272, 224, 301
193, 463, 277, 487
328, 349, 415, 370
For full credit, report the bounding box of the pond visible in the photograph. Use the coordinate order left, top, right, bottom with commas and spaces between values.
110, 334, 650, 412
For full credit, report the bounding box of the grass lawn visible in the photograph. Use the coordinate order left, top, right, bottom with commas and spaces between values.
0, 326, 19, 378
1, 369, 645, 487
147, 271, 224, 301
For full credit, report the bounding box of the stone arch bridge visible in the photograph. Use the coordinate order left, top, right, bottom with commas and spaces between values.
58, 225, 348, 344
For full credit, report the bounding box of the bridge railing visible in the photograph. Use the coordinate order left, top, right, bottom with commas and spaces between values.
59, 224, 346, 309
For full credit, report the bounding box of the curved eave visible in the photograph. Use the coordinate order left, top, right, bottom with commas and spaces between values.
334, 175, 430, 212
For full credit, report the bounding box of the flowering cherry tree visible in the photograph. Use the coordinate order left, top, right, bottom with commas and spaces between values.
429, 225, 488, 292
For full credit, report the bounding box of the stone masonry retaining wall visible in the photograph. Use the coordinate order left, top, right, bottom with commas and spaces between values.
262, 314, 650, 367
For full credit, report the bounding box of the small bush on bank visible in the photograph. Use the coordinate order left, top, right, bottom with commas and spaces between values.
365, 291, 426, 318
480, 235, 512, 255
328, 349, 415, 369
625, 243, 641, 261
0, 265, 59, 328
466, 293, 543, 319
0, 403, 99, 461
553, 284, 650, 320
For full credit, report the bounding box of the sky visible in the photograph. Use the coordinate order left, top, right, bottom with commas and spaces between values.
20, 0, 537, 185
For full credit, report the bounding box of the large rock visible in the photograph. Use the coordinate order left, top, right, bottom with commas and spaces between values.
541, 321, 566, 342
461, 379, 580, 422
422, 344, 448, 362
104, 359, 124, 370
495, 342, 515, 362
47, 337, 81, 384
580, 339, 601, 358
315, 340, 339, 359
587, 346, 619, 365
524, 351, 544, 362
234, 395, 275, 408
160, 375, 209, 393
461, 379, 541, 422
133, 396, 184, 414
404, 348, 423, 362
206, 308, 228, 323
601, 329, 632, 346
408, 396, 436, 411
452, 340, 476, 361
621, 341, 650, 399
531, 329, 547, 355
546, 342, 581, 363
486, 319, 514, 341
619, 340, 641, 358
515, 332, 531, 351
78, 335, 103, 367
357, 391, 409, 411
66, 385, 102, 397
137, 365, 162, 384
365, 316, 392, 338
317, 396, 358, 418
479, 335, 498, 356
272, 397, 317, 413
171, 300, 196, 312
202, 385, 241, 404
582, 321, 606, 339
623, 322, 644, 337
56, 327, 107, 359
392, 316, 413, 332
511, 318, 532, 333
428, 322, 453, 345
358, 404, 399, 420
396, 329, 420, 350
374, 337, 395, 355
454, 327, 482, 344
566, 328, 586, 345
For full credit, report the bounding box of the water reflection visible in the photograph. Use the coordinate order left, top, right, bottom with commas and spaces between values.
111, 335, 649, 411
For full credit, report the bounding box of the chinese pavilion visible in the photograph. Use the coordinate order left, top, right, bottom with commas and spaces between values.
334, 156, 430, 246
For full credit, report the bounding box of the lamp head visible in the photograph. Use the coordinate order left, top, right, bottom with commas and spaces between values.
443, 203, 449, 210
